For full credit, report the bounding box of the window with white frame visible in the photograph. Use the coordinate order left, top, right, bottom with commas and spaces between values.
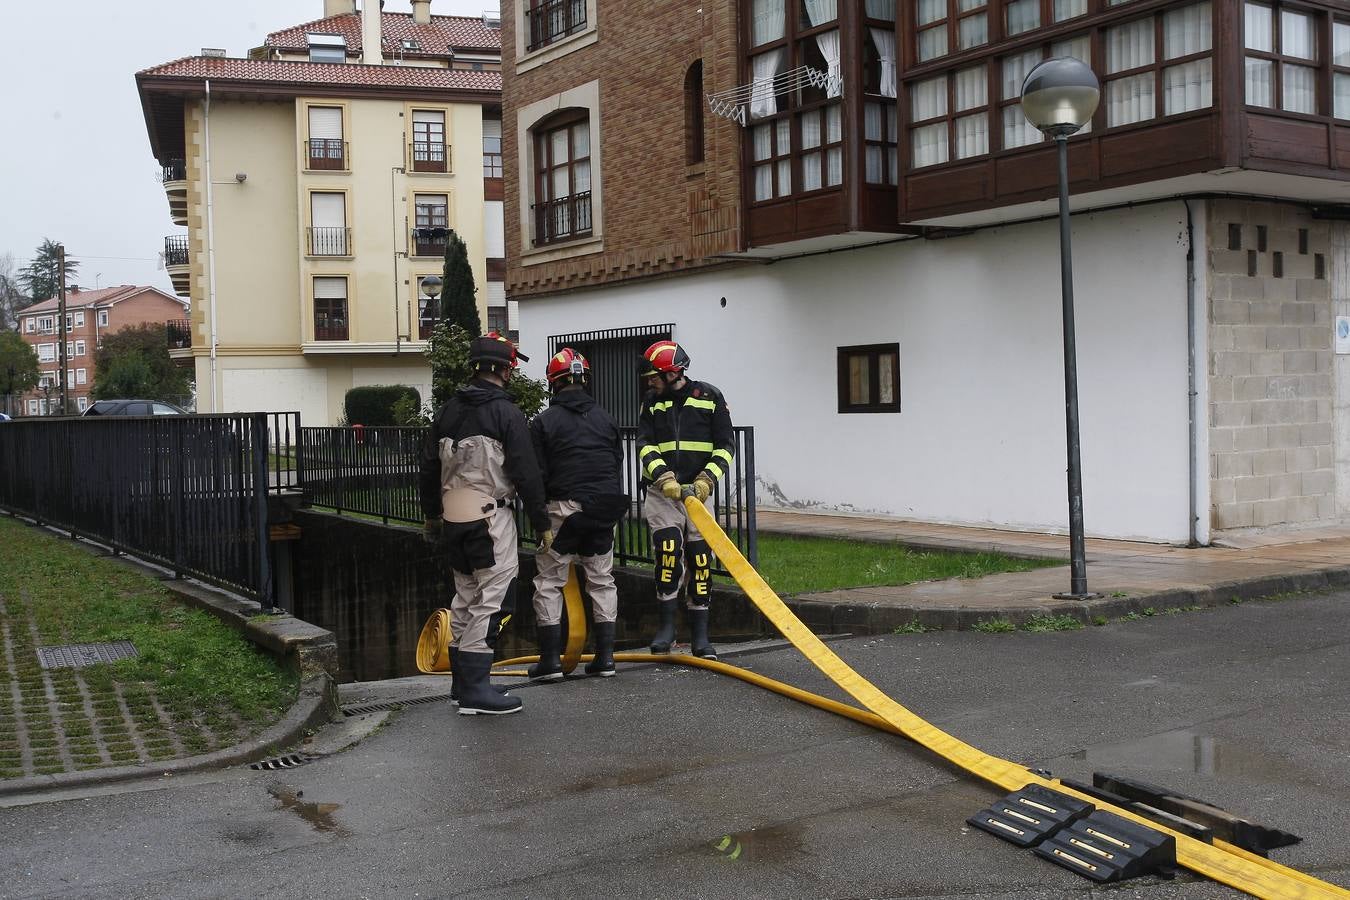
38, 316, 54, 333
1246, 3, 1318, 114
28, 400, 38, 416
307, 33, 346, 63
65, 314, 72, 330
77, 396, 88, 412
37, 344, 55, 363
76, 369, 86, 385
483, 119, 503, 177
74, 340, 85, 357
98, 310, 109, 327
25, 318, 34, 333
74, 311, 84, 327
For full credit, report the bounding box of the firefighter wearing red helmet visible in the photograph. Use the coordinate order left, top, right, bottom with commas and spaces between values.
526, 348, 628, 681
637, 339, 734, 660
419, 332, 550, 715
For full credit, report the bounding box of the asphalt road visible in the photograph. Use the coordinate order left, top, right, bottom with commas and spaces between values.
3, 591, 1348, 899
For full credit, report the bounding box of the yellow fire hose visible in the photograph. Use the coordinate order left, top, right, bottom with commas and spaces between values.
415, 498, 1348, 899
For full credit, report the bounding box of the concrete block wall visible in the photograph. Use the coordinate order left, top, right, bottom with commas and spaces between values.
1208, 200, 1334, 530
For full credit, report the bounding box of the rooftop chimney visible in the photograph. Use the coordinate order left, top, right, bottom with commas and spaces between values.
361, 0, 384, 64
411, 0, 431, 25
324, 0, 356, 16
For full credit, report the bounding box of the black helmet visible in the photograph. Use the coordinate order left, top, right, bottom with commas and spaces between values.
469, 332, 529, 368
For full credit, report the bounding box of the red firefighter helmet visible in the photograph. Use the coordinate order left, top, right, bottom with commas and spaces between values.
639, 340, 690, 377
546, 347, 590, 386
469, 331, 529, 369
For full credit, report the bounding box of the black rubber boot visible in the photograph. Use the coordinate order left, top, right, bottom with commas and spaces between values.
688, 607, 718, 660
585, 621, 616, 677
457, 651, 523, 716
449, 646, 459, 706
527, 624, 564, 682
649, 599, 678, 654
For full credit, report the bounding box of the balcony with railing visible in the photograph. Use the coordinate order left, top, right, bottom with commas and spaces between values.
526, 0, 588, 52
165, 318, 193, 364
412, 225, 449, 257
164, 235, 190, 297
307, 226, 351, 257
410, 141, 448, 173
161, 158, 187, 226
307, 138, 347, 171
532, 191, 593, 246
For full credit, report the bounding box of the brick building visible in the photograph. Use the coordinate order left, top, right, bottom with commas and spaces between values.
504, 0, 1350, 544
15, 285, 188, 416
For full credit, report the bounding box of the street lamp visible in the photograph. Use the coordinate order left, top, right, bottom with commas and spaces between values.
419, 274, 443, 338
1021, 57, 1100, 600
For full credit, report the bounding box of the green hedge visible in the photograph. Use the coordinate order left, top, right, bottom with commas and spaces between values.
344, 385, 420, 427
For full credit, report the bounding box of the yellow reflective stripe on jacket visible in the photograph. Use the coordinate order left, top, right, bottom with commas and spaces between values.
684, 397, 717, 411
711, 448, 733, 466
639, 445, 662, 459
645, 456, 666, 477
649, 400, 674, 412
672, 440, 714, 453
704, 462, 725, 480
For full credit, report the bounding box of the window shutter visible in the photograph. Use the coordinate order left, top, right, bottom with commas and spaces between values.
482, 119, 502, 139
311, 193, 346, 228
314, 277, 347, 299
308, 106, 343, 139
413, 109, 445, 124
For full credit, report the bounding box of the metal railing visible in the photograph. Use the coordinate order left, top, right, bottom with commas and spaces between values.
412, 225, 448, 257
533, 191, 592, 246
164, 235, 189, 267
410, 141, 448, 173
299, 424, 757, 573
526, 0, 588, 51
307, 138, 347, 170
166, 318, 191, 349
162, 159, 186, 182
0, 414, 287, 608
307, 226, 350, 256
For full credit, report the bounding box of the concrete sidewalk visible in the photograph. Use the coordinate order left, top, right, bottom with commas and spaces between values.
759, 509, 1350, 632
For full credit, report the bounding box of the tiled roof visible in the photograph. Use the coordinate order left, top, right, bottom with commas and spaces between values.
137, 55, 501, 93
265, 12, 501, 55
21, 286, 148, 314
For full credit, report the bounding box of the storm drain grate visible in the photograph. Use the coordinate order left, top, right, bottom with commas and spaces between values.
36, 641, 138, 670
341, 693, 452, 717
249, 751, 324, 770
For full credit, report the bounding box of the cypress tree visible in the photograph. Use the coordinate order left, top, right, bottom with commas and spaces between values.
439, 229, 483, 335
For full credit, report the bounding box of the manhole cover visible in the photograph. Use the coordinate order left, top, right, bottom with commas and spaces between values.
36, 641, 139, 670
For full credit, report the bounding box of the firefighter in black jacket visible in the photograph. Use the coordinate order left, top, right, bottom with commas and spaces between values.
526, 348, 628, 681
637, 339, 734, 660
419, 332, 552, 716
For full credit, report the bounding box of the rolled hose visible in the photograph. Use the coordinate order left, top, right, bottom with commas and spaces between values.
417, 504, 1346, 899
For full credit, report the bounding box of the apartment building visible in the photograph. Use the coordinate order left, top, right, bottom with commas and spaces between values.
136, 0, 508, 424
505, 0, 1350, 543
15, 285, 187, 416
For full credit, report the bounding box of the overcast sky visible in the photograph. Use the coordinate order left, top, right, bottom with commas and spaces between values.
0, 0, 497, 297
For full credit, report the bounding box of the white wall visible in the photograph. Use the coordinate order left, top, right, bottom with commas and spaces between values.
518, 203, 1194, 542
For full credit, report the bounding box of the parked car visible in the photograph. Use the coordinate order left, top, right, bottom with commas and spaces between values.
0, 412, 11, 422
83, 399, 188, 417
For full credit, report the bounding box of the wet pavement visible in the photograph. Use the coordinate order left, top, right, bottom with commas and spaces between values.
2, 590, 1347, 899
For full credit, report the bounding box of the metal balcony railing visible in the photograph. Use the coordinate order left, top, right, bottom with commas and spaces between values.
164, 235, 189, 268
307, 138, 347, 170
412, 225, 449, 257
166, 319, 191, 349
532, 191, 592, 246
308, 226, 350, 256
526, 0, 588, 51
162, 159, 186, 182
410, 141, 448, 173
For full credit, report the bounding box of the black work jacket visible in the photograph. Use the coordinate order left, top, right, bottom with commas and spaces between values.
636, 379, 735, 485
418, 379, 549, 532
531, 389, 623, 502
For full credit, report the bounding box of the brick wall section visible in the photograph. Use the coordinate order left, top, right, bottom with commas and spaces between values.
504, 0, 746, 300
1208, 199, 1334, 529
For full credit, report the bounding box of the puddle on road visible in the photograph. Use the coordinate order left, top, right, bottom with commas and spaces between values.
708, 823, 806, 863
1071, 729, 1286, 780
268, 785, 350, 836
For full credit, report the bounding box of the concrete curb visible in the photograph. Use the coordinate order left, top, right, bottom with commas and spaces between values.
782, 563, 1350, 635
0, 673, 335, 799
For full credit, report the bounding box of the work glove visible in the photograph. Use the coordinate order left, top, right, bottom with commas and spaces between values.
538, 529, 556, 554
655, 472, 682, 501
422, 517, 442, 546
692, 472, 716, 503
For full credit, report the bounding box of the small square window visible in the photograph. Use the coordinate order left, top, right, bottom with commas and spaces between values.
838, 343, 901, 413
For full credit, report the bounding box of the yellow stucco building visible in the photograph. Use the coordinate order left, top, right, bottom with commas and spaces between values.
136, 1, 506, 423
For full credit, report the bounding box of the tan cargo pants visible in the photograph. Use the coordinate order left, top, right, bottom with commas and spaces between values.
532, 500, 620, 625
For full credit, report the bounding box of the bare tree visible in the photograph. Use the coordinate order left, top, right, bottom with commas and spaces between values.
0, 254, 26, 332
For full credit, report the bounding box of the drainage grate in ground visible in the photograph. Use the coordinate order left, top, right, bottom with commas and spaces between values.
341, 693, 452, 717
36, 641, 139, 670
249, 751, 324, 771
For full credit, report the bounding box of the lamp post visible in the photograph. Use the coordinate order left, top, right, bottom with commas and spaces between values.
419, 274, 443, 339
1021, 57, 1101, 600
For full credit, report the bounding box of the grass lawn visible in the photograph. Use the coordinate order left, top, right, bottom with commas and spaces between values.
0, 515, 297, 779
745, 533, 1061, 596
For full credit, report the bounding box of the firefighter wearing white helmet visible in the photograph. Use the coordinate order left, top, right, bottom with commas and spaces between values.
419, 332, 551, 716
637, 339, 735, 660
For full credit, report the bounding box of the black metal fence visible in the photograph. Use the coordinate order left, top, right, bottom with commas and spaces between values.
0, 414, 284, 607
300, 425, 758, 573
